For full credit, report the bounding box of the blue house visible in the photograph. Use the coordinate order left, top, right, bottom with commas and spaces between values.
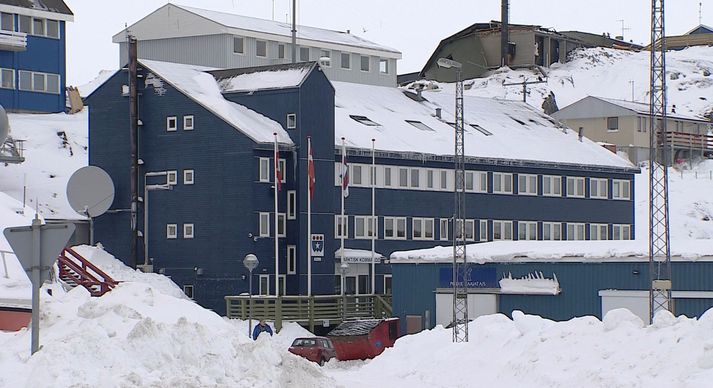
0, 0, 72, 113
86, 60, 638, 315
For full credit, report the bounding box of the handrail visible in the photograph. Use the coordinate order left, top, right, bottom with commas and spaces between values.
57, 248, 118, 296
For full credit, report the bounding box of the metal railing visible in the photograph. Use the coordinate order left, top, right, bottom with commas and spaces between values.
225, 294, 392, 332
0, 30, 27, 51
662, 131, 713, 151
57, 247, 118, 296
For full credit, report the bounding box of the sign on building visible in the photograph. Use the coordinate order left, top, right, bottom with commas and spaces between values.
310, 234, 324, 261
438, 267, 498, 289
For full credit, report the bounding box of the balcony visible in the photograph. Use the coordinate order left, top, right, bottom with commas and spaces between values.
0, 30, 27, 52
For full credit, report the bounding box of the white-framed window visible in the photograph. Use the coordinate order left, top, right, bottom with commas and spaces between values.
287, 113, 296, 129
278, 44, 286, 59
518, 221, 537, 240
183, 169, 194, 185
287, 245, 297, 274
259, 157, 270, 182
353, 165, 363, 186
277, 213, 286, 238
299, 47, 310, 61
320, 50, 331, 67
256, 40, 267, 57
259, 275, 270, 295
612, 179, 631, 200
398, 168, 409, 188
183, 115, 194, 130
439, 218, 449, 241
46, 19, 59, 38
384, 217, 407, 240
383, 166, 393, 187
278, 159, 287, 182
355, 216, 377, 239
543, 175, 562, 197
167, 170, 178, 185
440, 170, 449, 190
412, 218, 434, 240
0, 68, 14, 89
18, 70, 60, 94
465, 171, 487, 193
567, 223, 585, 240
341, 52, 351, 69
384, 274, 393, 295
287, 190, 296, 220
493, 220, 513, 240
1, 13, 14, 32
606, 117, 619, 131
590, 224, 608, 240
335, 215, 348, 238
183, 223, 194, 239
379, 59, 389, 74
410, 168, 420, 188
183, 284, 194, 299
259, 212, 270, 237
566, 177, 585, 198
542, 222, 562, 241
518, 174, 538, 196
590, 178, 608, 199
166, 224, 177, 239
612, 224, 631, 240
166, 116, 177, 132
426, 170, 435, 189
360, 55, 370, 72
233, 36, 244, 54
455, 219, 476, 241
493, 172, 513, 194
18, 15, 30, 33
479, 220, 488, 241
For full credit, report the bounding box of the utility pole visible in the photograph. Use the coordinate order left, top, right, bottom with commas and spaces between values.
648, 0, 673, 323
503, 78, 547, 103
291, 0, 297, 63
128, 35, 139, 269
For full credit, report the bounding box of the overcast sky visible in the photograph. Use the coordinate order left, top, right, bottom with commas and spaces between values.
64, 0, 710, 85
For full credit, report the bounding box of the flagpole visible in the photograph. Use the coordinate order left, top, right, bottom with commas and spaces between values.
274, 133, 280, 297
307, 136, 312, 297
340, 137, 346, 295
371, 138, 375, 295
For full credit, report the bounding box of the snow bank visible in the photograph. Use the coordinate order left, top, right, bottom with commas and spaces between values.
326, 309, 713, 388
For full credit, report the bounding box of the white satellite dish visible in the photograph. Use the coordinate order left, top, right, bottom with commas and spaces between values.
67, 166, 115, 218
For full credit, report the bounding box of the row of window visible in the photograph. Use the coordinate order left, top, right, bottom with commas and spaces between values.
232, 36, 390, 74
166, 115, 194, 131
606, 115, 710, 135
1, 12, 60, 38
0, 68, 61, 94
164, 169, 194, 185
167, 223, 194, 239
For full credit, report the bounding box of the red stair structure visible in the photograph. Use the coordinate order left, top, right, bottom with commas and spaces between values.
57, 247, 118, 297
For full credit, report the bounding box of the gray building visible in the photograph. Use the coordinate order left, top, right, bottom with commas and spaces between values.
112, 4, 401, 87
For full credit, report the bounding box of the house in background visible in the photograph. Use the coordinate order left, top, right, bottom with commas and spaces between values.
553, 96, 713, 164
644, 24, 713, 51
0, 0, 72, 113
112, 3, 401, 87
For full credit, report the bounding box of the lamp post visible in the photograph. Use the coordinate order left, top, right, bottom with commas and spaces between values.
143, 171, 172, 271
243, 253, 259, 338
340, 261, 349, 321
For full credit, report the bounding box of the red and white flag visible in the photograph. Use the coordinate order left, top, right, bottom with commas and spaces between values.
340, 154, 349, 198
274, 134, 282, 191
308, 137, 315, 200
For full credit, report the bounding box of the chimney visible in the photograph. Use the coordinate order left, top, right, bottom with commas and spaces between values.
436, 108, 442, 119
501, 0, 509, 67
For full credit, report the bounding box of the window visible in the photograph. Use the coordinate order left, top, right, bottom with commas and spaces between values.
183, 169, 194, 185
166, 116, 177, 131
287, 191, 296, 219
566, 177, 585, 198
439, 218, 449, 241
183, 285, 194, 299
349, 115, 380, 126
612, 224, 631, 240
590, 224, 608, 240
440, 170, 448, 190
567, 223, 585, 240
479, 220, 488, 241
518, 174, 538, 196
542, 222, 562, 241
259, 275, 269, 295
398, 168, 408, 188
278, 159, 287, 182
360, 55, 370, 71
518, 221, 538, 240
0, 69, 14, 89
300, 47, 310, 61
455, 219, 475, 241
406, 120, 435, 132
33, 72, 45, 92
1, 13, 13, 32
606, 117, 619, 131
32, 18, 44, 36
18, 15, 30, 34
335, 215, 348, 238
353, 165, 363, 186
18, 70, 59, 94
493, 173, 513, 194
320, 50, 331, 67
259, 213, 270, 237
278, 44, 285, 59
379, 59, 388, 74
355, 216, 377, 239
493, 220, 513, 240
383, 167, 393, 187
470, 124, 493, 136
384, 275, 393, 295
167, 170, 178, 185
287, 246, 296, 274
341, 52, 351, 69
612, 179, 631, 200
277, 213, 286, 237
427, 170, 434, 189
412, 218, 434, 240
543, 175, 562, 196
256, 40, 267, 57
18, 70, 30, 90
166, 224, 177, 239
46, 19, 59, 38
590, 178, 608, 199
233, 36, 244, 54
183, 115, 194, 130
183, 223, 194, 239
384, 217, 407, 239
410, 169, 420, 188
287, 113, 296, 129
259, 157, 270, 182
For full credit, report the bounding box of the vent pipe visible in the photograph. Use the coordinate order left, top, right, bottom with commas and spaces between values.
501, 0, 509, 67
436, 108, 442, 119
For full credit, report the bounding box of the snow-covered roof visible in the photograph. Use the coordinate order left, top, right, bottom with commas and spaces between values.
211, 62, 315, 93
77, 70, 115, 98
594, 96, 709, 122
139, 60, 292, 145
334, 82, 635, 171
685, 24, 713, 35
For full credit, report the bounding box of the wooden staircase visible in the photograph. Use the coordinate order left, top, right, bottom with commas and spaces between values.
57, 247, 118, 297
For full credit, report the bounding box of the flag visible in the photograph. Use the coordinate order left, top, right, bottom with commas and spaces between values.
308, 137, 316, 200
274, 135, 282, 191
340, 157, 349, 198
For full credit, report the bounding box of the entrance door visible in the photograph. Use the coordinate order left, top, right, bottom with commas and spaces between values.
345, 276, 357, 295
384, 275, 392, 295
358, 274, 370, 294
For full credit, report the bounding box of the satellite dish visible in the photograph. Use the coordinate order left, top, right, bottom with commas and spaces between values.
66, 166, 115, 217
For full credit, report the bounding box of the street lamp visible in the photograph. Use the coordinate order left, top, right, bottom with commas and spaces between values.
340, 261, 349, 320
243, 253, 259, 338
142, 171, 172, 271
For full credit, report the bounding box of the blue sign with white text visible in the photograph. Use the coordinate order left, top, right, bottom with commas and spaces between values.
439, 267, 498, 288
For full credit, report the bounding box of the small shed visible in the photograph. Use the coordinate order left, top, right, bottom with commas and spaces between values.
327, 318, 399, 360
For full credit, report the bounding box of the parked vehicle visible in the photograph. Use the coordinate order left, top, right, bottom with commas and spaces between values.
327, 318, 399, 361
288, 337, 338, 366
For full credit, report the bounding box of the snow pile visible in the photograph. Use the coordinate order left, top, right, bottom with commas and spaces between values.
217, 66, 311, 93
499, 272, 559, 295
327, 309, 713, 388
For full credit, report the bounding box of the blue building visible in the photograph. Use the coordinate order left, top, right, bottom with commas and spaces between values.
86, 59, 638, 315
0, 0, 72, 113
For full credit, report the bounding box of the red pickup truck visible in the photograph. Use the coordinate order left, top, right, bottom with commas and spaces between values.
288, 337, 338, 366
